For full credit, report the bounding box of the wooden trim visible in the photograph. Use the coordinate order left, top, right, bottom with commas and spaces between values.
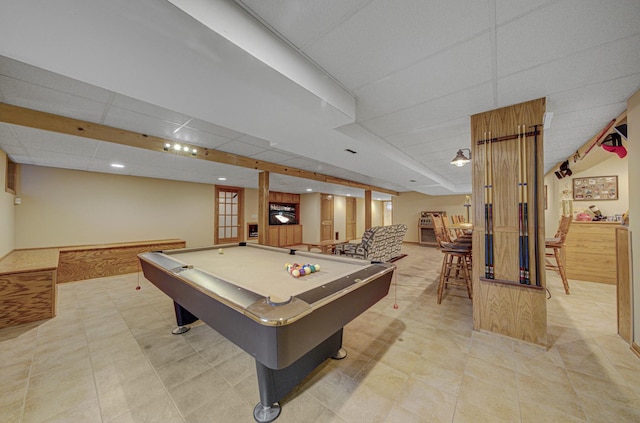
5, 156, 17, 194
0, 102, 399, 196
632, 342, 640, 359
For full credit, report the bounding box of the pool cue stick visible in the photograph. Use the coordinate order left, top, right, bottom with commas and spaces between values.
484, 132, 490, 278
532, 124, 541, 286
489, 131, 494, 279
517, 125, 525, 284
522, 124, 530, 284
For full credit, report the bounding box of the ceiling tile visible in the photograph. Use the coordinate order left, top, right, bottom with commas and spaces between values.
355, 33, 493, 121
362, 83, 494, 137
0, 75, 107, 122
497, 0, 640, 77
304, 0, 491, 88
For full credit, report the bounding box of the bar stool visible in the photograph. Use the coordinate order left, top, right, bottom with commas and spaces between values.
430, 214, 472, 304
545, 215, 572, 294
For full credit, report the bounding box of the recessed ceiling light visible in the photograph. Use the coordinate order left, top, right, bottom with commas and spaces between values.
218, 177, 227, 181
306, 188, 313, 192
346, 194, 351, 197
111, 163, 125, 168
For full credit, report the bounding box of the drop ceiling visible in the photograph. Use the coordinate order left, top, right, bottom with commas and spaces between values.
0, 0, 638, 199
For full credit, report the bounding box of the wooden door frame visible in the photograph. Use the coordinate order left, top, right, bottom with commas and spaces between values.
214, 185, 244, 244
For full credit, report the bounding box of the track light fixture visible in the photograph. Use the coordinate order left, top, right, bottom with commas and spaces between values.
163, 142, 197, 156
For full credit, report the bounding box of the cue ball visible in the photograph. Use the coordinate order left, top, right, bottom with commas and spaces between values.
218, 248, 224, 254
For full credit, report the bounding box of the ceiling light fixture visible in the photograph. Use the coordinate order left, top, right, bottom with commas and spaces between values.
163, 142, 197, 156
306, 188, 313, 192
110, 163, 125, 168
450, 148, 471, 167
218, 177, 227, 181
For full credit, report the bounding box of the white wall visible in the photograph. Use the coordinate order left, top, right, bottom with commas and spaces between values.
15, 165, 215, 248
392, 191, 469, 243
628, 89, 640, 347
0, 149, 15, 257
545, 154, 628, 237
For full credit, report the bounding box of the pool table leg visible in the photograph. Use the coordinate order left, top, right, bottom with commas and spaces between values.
171, 301, 198, 335
253, 329, 344, 422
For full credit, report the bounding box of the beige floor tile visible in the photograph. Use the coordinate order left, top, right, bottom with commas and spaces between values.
98, 371, 169, 422
314, 407, 349, 423
383, 404, 425, 423
183, 386, 252, 423
519, 399, 586, 423
214, 349, 256, 386
457, 374, 519, 421
335, 383, 394, 423
453, 399, 513, 423
167, 368, 230, 416
395, 377, 456, 423
517, 373, 586, 419
22, 376, 98, 423
38, 397, 102, 423
464, 355, 517, 391
276, 391, 328, 423
120, 393, 185, 423
411, 353, 465, 396
156, 351, 212, 390
358, 361, 409, 401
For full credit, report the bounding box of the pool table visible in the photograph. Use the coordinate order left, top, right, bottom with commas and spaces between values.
138, 243, 395, 422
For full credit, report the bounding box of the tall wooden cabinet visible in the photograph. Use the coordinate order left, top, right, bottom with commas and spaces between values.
266, 191, 302, 247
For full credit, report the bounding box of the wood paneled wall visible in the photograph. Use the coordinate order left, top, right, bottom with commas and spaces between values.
471, 98, 547, 346
57, 239, 185, 283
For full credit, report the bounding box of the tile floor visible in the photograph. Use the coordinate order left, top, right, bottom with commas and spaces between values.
1, 243, 639, 422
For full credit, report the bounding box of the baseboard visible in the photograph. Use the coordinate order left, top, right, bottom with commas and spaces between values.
632, 342, 640, 359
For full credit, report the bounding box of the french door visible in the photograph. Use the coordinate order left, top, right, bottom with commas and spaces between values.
215, 186, 243, 244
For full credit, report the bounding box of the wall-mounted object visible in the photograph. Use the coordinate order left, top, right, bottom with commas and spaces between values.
572, 176, 618, 201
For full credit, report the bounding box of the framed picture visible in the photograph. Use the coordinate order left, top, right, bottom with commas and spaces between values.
572, 176, 618, 201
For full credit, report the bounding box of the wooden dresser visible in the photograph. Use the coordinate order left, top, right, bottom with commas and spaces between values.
564, 221, 620, 284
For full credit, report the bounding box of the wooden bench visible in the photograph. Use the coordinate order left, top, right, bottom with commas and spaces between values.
0, 248, 59, 329
57, 239, 186, 283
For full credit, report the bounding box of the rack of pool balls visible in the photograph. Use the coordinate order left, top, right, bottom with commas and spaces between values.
285, 262, 320, 278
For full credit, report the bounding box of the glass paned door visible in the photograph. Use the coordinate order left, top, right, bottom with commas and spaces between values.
215, 186, 243, 244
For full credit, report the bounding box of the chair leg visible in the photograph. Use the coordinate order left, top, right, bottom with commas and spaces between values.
555, 247, 570, 294
437, 254, 448, 304
464, 255, 472, 299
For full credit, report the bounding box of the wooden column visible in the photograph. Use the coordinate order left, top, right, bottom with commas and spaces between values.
258, 171, 269, 245
364, 190, 372, 229
471, 98, 547, 346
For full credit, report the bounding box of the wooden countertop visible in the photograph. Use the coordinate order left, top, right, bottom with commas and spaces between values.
0, 248, 60, 275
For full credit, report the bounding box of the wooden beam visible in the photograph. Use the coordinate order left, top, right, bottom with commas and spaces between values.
0, 102, 399, 196
549, 109, 628, 175
258, 172, 269, 246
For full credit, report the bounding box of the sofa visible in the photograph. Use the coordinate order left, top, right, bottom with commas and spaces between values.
334, 224, 407, 262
